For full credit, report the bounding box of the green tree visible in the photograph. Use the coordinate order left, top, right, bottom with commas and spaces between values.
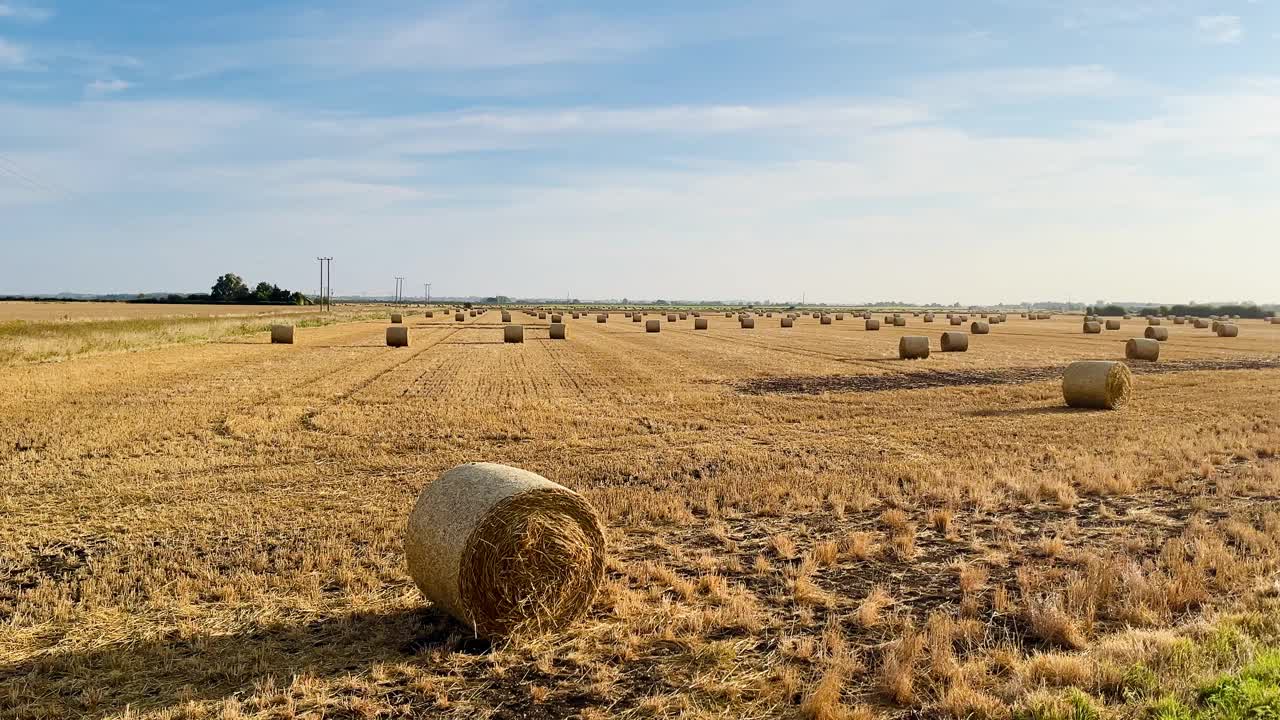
211, 273, 250, 302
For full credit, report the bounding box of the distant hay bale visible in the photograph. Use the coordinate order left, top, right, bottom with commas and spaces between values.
270, 325, 295, 344
624, 312, 632, 318
646, 319, 661, 333
835, 313, 844, 320
1082, 321, 1102, 334
725, 312, 733, 318
865, 319, 880, 331
667, 313, 678, 322
821, 315, 832, 325
1126, 338, 1160, 361
862, 313, 871, 320
950, 317, 963, 326
695, 318, 709, 330
812, 312, 821, 319
470, 310, 477, 317
1123, 314, 1132, 320
1174, 317, 1186, 325
426, 311, 434, 318
573, 313, 581, 319
1195, 319, 1210, 329
1144, 327, 1169, 341
971, 321, 990, 334
387, 326, 409, 347
597, 314, 607, 323
894, 316, 906, 327
504, 325, 525, 343
632, 314, 642, 322
923, 314, 934, 322
1105, 319, 1121, 330
781, 317, 794, 327
1148, 318, 1161, 326
940, 331, 968, 352
1062, 361, 1133, 410
538, 312, 547, 320
550, 314, 562, 323
679, 313, 688, 320
741, 317, 755, 329
766, 312, 773, 318
501, 311, 512, 323
405, 462, 606, 638
1217, 324, 1239, 337
455, 312, 465, 322
899, 336, 930, 360
549, 323, 566, 340
391, 313, 403, 324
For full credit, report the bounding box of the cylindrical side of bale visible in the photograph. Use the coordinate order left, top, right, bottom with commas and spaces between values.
426, 311, 434, 318
940, 331, 969, 352
1144, 327, 1169, 341
694, 318, 709, 330
503, 325, 524, 343
387, 326, 409, 347
821, 315, 832, 325
391, 313, 403, 324
470, 310, 477, 317
1062, 361, 1133, 410
835, 313, 844, 320
549, 323, 566, 340
667, 313, 677, 322
1126, 338, 1160, 361
1195, 319, 1210, 329
405, 463, 607, 638
1218, 324, 1239, 337
597, 314, 607, 323
679, 313, 688, 320
573, 313, 581, 319
741, 317, 755, 329
781, 317, 794, 328
646, 319, 661, 333
501, 311, 512, 323
549, 314, 561, 323
1148, 318, 1161, 326
1174, 317, 1186, 325
270, 324, 295, 344
455, 312, 465, 322
1105, 319, 1121, 330
862, 313, 871, 320
865, 319, 880, 331
632, 314, 642, 322
950, 317, 963, 326
894, 317, 906, 327
725, 312, 733, 318
538, 312, 547, 320
899, 336, 930, 360
1082, 321, 1102, 334
924, 314, 934, 322
971, 321, 990, 334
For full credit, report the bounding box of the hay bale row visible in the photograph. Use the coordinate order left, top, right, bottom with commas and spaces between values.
1063, 361, 1133, 410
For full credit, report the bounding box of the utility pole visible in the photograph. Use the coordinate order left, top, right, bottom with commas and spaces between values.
394, 277, 405, 305
317, 257, 333, 311
424, 282, 432, 306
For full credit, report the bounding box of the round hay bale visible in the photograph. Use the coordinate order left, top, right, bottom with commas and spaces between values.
1217, 323, 1239, 337
950, 317, 963, 326
503, 325, 525, 344
549, 323, 566, 340
470, 310, 477, 317
781, 317, 794, 328
821, 315, 833, 325
270, 324, 295, 344
1126, 338, 1159, 361
740, 317, 755, 329
645, 319, 661, 333
1082, 321, 1102, 334
537, 312, 547, 320
501, 311, 512, 323
455, 312, 465, 322
667, 313, 678, 322
1148, 318, 1161, 326
597, 314, 607, 323
971, 321, 990, 334
940, 331, 968, 352
679, 313, 688, 320
632, 314, 642, 322
551, 314, 562, 323
1105, 319, 1121, 330
694, 318, 709, 330
405, 463, 606, 638
573, 312, 581, 319
725, 312, 733, 318
923, 314, 934, 322
1144, 327, 1169, 341
835, 313, 844, 320
387, 326, 409, 347
813, 312, 821, 319
899, 336, 930, 360
865, 319, 880, 331
862, 313, 871, 320
894, 316, 906, 327
624, 312, 632, 318
425, 311, 435, 318
391, 313, 403, 324
1271, 318, 1280, 325
1173, 317, 1186, 325
1062, 361, 1133, 410
1195, 319, 1210, 329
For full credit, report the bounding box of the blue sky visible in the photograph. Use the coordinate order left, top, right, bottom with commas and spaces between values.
1, 1, 1277, 304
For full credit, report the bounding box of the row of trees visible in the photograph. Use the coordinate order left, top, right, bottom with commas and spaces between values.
129, 274, 309, 305
1086, 303, 1269, 318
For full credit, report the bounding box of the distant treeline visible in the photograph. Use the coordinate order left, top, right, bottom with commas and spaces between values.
1087, 303, 1271, 318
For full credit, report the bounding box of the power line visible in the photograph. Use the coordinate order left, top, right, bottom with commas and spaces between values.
0, 153, 71, 196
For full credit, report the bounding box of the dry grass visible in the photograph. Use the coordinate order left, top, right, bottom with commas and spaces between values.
1, 312, 1279, 718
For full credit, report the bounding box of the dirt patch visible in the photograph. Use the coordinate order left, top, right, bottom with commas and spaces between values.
736, 357, 1280, 395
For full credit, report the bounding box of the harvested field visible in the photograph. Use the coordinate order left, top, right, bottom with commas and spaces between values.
3, 311, 1280, 719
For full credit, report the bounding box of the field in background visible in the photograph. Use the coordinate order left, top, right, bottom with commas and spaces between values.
0, 301, 321, 322
3, 310, 1280, 719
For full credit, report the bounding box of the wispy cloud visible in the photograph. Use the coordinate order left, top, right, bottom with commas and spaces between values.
84, 77, 131, 96
910, 65, 1124, 106
0, 3, 52, 23
0, 35, 27, 68
1196, 15, 1242, 44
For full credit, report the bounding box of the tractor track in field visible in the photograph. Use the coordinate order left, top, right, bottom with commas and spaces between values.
665, 325, 897, 373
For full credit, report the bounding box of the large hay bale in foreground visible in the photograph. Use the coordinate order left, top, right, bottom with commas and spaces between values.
741, 317, 755, 329
865, 319, 880, 331
391, 313, 403, 324
1105, 319, 1121, 330
646, 319, 661, 333
1217, 324, 1239, 337
940, 331, 968, 352
504, 325, 525, 343
695, 318, 709, 330
405, 463, 606, 638
270, 325, 295, 344
455, 312, 465, 322
899, 336, 929, 360
781, 317, 794, 328
1082, 321, 1101, 334
1144, 327, 1169, 341
549, 323, 566, 340
971, 321, 990, 334
1062, 361, 1133, 410
1126, 338, 1159, 361
387, 326, 409, 347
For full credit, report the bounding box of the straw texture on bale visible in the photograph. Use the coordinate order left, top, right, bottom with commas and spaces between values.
455, 312, 465, 322
1062, 361, 1133, 410
1082, 321, 1102, 334
632, 314, 642, 322
646, 319, 661, 333
405, 463, 607, 638
679, 313, 688, 320
694, 318, 709, 330
899, 336, 930, 360
549, 323, 566, 340
538, 312, 547, 320
924, 314, 934, 322
387, 326, 409, 347
1174, 317, 1186, 325
865, 319, 880, 331
1126, 338, 1159, 361
573, 313, 581, 319
597, 314, 607, 323
425, 311, 434, 318
270, 325, 295, 344
1195, 319, 1210, 329
501, 311, 512, 323
835, 313, 844, 320
971, 321, 990, 334
1148, 318, 1161, 326
1144, 327, 1169, 341
391, 314, 403, 324
781, 317, 794, 328
503, 325, 524, 343
894, 316, 906, 327
1105, 319, 1121, 330
741, 317, 755, 329
551, 314, 562, 323
667, 314, 678, 322
950, 317, 963, 326
940, 331, 968, 352
821, 315, 832, 325
1218, 324, 1239, 337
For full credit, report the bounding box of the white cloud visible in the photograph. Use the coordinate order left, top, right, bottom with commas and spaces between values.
0, 3, 52, 22
84, 78, 132, 96
0, 36, 25, 68
910, 65, 1124, 106
1196, 15, 1242, 44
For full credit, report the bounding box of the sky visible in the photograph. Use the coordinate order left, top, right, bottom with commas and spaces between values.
1, 1, 1277, 305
